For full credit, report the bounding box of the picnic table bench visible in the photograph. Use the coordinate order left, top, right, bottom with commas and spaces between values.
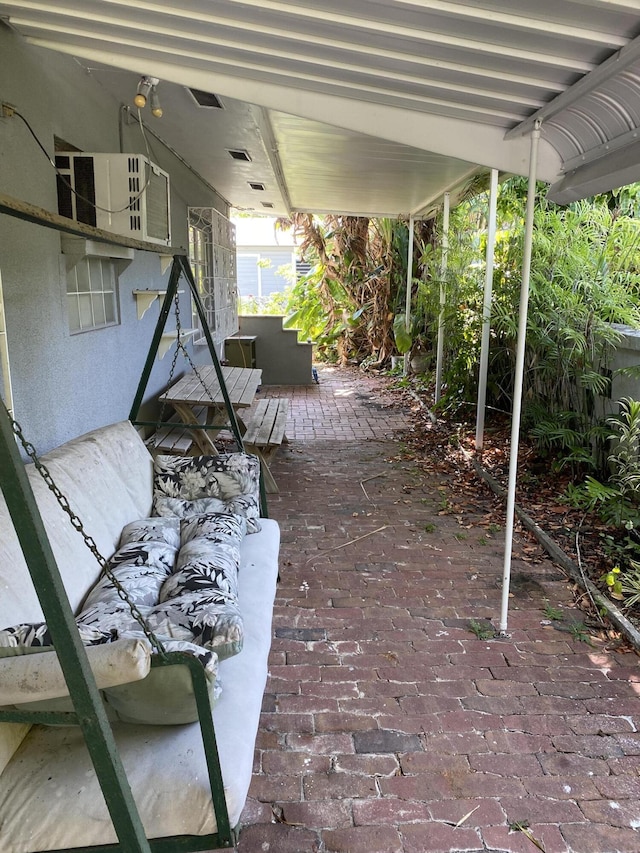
146, 406, 207, 455
243, 398, 289, 493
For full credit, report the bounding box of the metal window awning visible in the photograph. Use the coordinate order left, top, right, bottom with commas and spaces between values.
1, 1, 639, 216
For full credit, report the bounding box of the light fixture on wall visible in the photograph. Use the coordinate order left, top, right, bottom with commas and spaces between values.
149, 87, 163, 118
133, 76, 162, 117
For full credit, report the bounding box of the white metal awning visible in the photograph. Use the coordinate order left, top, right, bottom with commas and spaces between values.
1, 2, 639, 216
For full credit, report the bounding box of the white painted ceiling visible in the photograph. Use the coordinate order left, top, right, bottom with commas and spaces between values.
2, 1, 640, 217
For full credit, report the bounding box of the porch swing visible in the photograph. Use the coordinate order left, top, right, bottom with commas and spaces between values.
0, 397, 240, 852
0, 198, 280, 853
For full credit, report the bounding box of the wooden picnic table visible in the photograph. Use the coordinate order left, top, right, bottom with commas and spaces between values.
159, 365, 262, 454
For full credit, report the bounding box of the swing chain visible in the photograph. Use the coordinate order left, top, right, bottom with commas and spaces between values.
173, 288, 204, 384
155, 288, 221, 444
155, 291, 183, 430
11, 418, 168, 659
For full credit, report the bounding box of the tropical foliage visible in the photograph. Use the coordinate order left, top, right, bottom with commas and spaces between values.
281, 181, 640, 464
268, 182, 640, 611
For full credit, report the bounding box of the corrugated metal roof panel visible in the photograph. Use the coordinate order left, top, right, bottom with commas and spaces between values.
1, 1, 640, 212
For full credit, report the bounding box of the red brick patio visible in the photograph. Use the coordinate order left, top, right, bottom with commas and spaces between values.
236, 365, 640, 853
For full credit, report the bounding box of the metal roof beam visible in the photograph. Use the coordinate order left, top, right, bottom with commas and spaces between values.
216, 0, 596, 72
33, 38, 559, 177
547, 137, 640, 203
23, 32, 527, 124
0, 2, 569, 94
250, 106, 292, 217
12, 13, 547, 112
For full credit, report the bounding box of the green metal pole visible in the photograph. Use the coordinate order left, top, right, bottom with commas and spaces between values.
152, 654, 234, 847
0, 404, 152, 853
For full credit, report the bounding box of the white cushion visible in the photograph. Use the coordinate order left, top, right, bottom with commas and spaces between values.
0, 422, 154, 775
0, 639, 151, 706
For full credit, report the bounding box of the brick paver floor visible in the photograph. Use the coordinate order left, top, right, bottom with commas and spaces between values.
236, 365, 640, 853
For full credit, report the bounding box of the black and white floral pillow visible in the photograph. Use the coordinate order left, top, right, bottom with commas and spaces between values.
0, 621, 113, 652
119, 517, 180, 550
0, 513, 247, 673
76, 525, 180, 639
152, 453, 262, 533
151, 513, 246, 659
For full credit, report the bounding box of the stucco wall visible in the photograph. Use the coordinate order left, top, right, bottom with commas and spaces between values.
0, 25, 231, 454
610, 325, 640, 411
236, 316, 313, 385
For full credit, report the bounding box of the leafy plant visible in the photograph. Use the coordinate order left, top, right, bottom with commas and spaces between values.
567, 398, 640, 531
618, 560, 640, 609
607, 398, 640, 499
601, 566, 624, 600
468, 619, 494, 639
566, 620, 592, 644
392, 313, 413, 355
542, 603, 564, 621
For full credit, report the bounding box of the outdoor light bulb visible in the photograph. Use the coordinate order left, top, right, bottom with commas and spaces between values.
134, 76, 153, 109
150, 87, 163, 118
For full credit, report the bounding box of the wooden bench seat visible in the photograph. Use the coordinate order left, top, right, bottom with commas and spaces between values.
242, 398, 289, 493
146, 406, 207, 455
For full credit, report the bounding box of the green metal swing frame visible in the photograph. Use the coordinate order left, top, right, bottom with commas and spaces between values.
0, 200, 263, 851
129, 253, 269, 518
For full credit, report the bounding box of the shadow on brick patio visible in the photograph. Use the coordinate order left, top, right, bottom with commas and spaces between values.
236, 364, 640, 853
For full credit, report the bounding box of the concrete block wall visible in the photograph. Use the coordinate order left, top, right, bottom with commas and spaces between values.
234, 316, 313, 385
607, 324, 640, 413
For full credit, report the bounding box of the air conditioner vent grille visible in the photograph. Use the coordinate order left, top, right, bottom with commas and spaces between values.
55, 152, 171, 245
228, 149, 251, 162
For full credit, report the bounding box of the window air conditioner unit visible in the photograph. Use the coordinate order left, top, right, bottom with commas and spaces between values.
55, 152, 171, 246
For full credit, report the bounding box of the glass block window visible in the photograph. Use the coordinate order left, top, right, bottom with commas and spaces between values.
66, 257, 118, 333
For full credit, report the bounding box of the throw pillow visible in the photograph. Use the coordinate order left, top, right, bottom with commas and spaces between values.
152, 453, 261, 533
152, 512, 245, 660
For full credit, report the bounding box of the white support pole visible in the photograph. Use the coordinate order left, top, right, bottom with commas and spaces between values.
403, 216, 415, 376
499, 121, 541, 635
475, 168, 499, 452
434, 193, 450, 403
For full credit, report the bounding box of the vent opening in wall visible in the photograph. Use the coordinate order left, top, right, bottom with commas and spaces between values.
187, 88, 224, 109
249, 182, 265, 191
228, 149, 251, 162
262, 202, 274, 208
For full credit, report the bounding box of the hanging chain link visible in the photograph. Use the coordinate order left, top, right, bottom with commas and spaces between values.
155, 291, 184, 430
11, 418, 168, 658
173, 288, 216, 402
168, 286, 238, 450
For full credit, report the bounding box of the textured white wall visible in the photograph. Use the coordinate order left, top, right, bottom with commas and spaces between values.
0, 25, 229, 453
